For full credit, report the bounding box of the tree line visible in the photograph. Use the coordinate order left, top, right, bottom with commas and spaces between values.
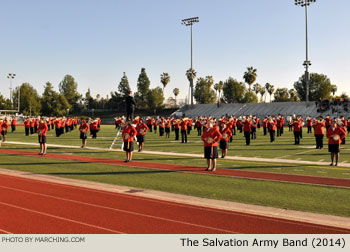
0, 67, 346, 115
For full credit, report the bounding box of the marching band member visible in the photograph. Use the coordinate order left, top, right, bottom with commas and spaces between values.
237, 117, 243, 133
226, 117, 234, 142
195, 117, 202, 136
79, 119, 89, 148
293, 116, 302, 145
263, 116, 268, 136
299, 115, 304, 139
38, 118, 48, 155
54, 118, 62, 137
180, 116, 188, 143
0, 119, 2, 147
201, 120, 222, 171
34, 117, 39, 133
325, 115, 331, 131
347, 117, 350, 135
146, 117, 153, 132
136, 118, 149, 152
251, 115, 257, 140
24, 117, 30, 136
340, 116, 347, 145
173, 118, 180, 140
307, 116, 313, 134
159, 117, 165, 136
288, 115, 293, 131
11, 117, 16, 132
268, 116, 277, 143
153, 117, 158, 134
243, 116, 252, 145
327, 119, 346, 166
1, 118, 9, 143
165, 117, 171, 138
187, 118, 193, 135
314, 116, 325, 149
232, 115, 237, 136
30, 118, 35, 135
90, 119, 99, 139
219, 122, 232, 158
276, 114, 284, 137
122, 120, 137, 162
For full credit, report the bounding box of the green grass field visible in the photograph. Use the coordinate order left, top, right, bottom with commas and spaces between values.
1, 125, 350, 217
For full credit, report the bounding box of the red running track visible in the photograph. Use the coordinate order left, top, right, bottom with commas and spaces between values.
1, 149, 350, 188
0, 173, 349, 234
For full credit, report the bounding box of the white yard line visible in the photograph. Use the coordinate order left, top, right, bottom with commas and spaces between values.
4, 141, 350, 168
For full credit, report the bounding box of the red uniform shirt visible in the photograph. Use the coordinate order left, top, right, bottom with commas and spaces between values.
79, 123, 89, 133
243, 120, 252, 132
38, 122, 48, 136
201, 127, 222, 147
136, 123, 149, 136
268, 120, 277, 131
293, 121, 302, 132
180, 120, 187, 131
90, 122, 99, 131
122, 125, 137, 142
11, 119, 16, 126
219, 127, 232, 142
314, 121, 325, 135
2, 121, 9, 131
327, 127, 346, 145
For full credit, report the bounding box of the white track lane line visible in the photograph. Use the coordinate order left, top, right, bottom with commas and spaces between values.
0, 201, 124, 234
0, 185, 237, 234
1, 174, 348, 232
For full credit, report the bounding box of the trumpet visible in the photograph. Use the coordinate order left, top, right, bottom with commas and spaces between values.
336, 118, 344, 127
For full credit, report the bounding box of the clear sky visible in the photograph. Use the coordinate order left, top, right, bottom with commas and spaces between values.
1, 0, 349, 102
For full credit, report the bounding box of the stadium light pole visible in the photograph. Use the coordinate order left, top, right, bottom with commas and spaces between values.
295, 0, 316, 102
7, 73, 16, 106
182, 17, 199, 106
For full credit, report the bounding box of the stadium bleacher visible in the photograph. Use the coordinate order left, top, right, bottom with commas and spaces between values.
174, 102, 350, 119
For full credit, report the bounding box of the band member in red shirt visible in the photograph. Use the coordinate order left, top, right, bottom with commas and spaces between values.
122, 120, 137, 162
0, 119, 2, 147
159, 117, 165, 137
263, 117, 268, 136
347, 117, 350, 135
180, 117, 188, 143
251, 115, 257, 140
30, 118, 35, 135
79, 119, 90, 148
307, 116, 313, 134
153, 118, 158, 134
173, 119, 180, 140
243, 116, 252, 145
276, 114, 284, 137
54, 118, 62, 137
187, 118, 193, 135
136, 118, 149, 152
340, 115, 347, 145
38, 118, 48, 155
325, 115, 331, 131
195, 118, 202, 136
293, 117, 302, 145
146, 117, 153, 132
90, 119, 99, 139
327, 119, 346, 166
219, 123, 232, 158
24, 117, 30, 136
268, 116, 277, 143
165, 118, 171, 138
201, 121, 222, 171
11, 117, 16, 132
1, 118, 9, 143
314, 116, 325, 149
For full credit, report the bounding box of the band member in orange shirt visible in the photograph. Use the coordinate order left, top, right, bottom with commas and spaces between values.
268, 116, 277, 143
201, 121, 222, 171
38, 118, 48, 155
173, 119, 180, 140
79, 119, 89, 148
307, 116, 313, 134
24, 117, 30, 136
314, 116, 325, 149
219, 123, 232, 158
136, 118, 149, 152
165, 118, 171, 138
327, 119, 346, 166
0, 119, 2, 147
122, 120, 137, 162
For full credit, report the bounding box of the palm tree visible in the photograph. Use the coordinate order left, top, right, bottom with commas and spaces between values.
267, 84, 275, 102
331, 84, 337, 96
186, 68, 197, 105
289, 88, 297, 102
173, 88, 180, 106
252, 83, 262, 102
214, 81, 224, 101
259, 87, 266, 102
243, 66, 257, 92
160, 73, 170, 92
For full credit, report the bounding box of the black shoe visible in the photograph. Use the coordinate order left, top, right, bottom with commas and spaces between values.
335, 163, 338, 166
330, 163, 333, 166
124, 160, 128, 162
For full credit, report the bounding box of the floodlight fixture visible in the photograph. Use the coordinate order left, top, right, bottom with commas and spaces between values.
7, 73, 16, 106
